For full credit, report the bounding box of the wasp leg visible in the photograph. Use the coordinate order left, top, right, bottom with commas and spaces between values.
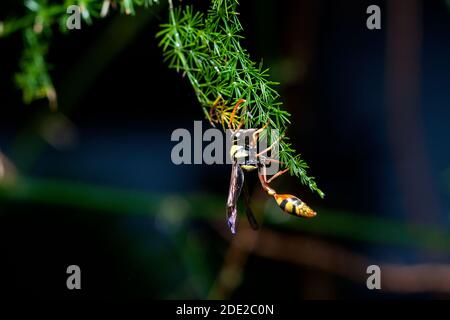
267, 168, 289, 184
256, 134, 283, 158
228, 99, 246, 132
251, 121, 269, 146
258, 163, 277, 195
229, 99, 246, 127
259, 158, 288, 183
262, 158, 284, 165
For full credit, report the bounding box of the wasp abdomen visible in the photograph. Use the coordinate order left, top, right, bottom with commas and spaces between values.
274, 194, 316, 218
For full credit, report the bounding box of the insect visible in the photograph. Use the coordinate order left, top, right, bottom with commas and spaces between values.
221, 98, 316, 234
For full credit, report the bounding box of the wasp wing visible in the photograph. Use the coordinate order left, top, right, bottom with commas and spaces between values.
226, 162, 244, 234
243, 182, 259, 230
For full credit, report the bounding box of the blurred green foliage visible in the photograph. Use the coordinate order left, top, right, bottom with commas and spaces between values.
1, 0, 324, 199
1, 176, 449, 252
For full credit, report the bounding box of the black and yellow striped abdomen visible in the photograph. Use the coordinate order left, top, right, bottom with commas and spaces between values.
274, 194, 316, 218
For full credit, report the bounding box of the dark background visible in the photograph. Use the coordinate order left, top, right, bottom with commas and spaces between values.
1, 0, 450, 299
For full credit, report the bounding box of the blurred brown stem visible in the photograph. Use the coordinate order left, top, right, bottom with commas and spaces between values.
213, 224, 450, 295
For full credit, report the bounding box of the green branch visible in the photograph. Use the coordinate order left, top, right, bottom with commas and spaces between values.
158, 0, 324, 197
0, 0, 160, 108
15, 27, 57, 109
1, 0, 324, 197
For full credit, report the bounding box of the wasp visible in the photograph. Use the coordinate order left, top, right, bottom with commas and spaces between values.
220, 98, 316, 234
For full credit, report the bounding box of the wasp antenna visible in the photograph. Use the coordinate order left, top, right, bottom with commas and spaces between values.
229, 99, 246, 129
